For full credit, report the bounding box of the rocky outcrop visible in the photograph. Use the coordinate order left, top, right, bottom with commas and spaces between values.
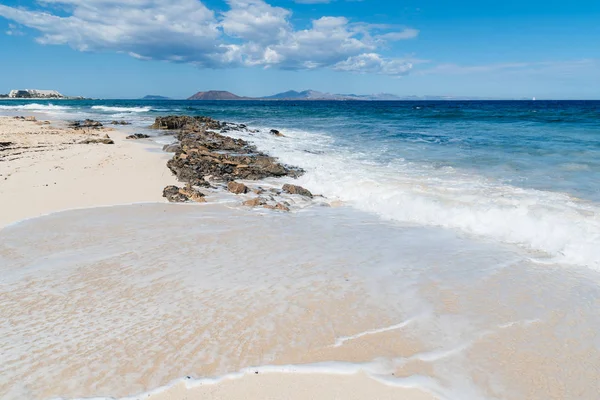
79, 136, 114, 145
227, 181, 249, 194
282, 184, 313, 198
111, 120, 131, 125
163, 185, 206, 203
70, 119, 103, 130
126, 133, 151, 139
151, 116, 223, 131
155, 116, 303, 188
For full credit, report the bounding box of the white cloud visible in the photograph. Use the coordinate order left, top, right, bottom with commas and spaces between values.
334, 53, 413, 75
0, 0, 419, 75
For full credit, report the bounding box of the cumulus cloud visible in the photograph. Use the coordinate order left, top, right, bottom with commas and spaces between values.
0, 0, 418, 75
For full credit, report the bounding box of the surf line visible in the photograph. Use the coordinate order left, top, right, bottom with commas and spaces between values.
333, 317, 417, 348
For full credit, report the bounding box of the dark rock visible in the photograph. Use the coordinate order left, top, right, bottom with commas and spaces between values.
126, 133, 151, 139
151, 116, 223, 131
162, 144, 181, 153
111, 120, 131, 125
227, 181, 249, 194
0, 142, 12, 148
163, 185, 188, 203
270, 129, 284, 137
158, 115, 303, 187
282, 184, 313, 198
163, 185, 206, 203
79, 137, 114, 145
70, 119, 103, 129
180, 184, 206, 203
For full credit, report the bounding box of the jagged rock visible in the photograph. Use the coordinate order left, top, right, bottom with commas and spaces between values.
111, 120, 131, 125
70, 119, 103, 129
151, 115, 223, 131
227, 181, 249, 194
163, 185, 188, 203
162, 144, 181, 153
126, 133, 151, 139
282, 184, 313, 198
163, 185, 206, 203
0, 142, 12, 148
79, 137, 114, 145
159, 115, 303, 187
180, 184, 206, 203
243, 197, 266, 207
270, 129, 284, 137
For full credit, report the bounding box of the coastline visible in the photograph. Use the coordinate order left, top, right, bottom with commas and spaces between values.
2, 108, 600, 400
0, 115, 438, 400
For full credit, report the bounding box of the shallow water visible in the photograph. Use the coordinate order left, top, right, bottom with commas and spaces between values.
1, 203, 599, 399
1, 100, 599, 268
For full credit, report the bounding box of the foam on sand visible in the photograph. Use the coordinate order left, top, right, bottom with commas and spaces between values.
2, 203, 600, 400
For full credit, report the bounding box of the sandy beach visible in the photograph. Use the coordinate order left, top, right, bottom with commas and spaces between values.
0, 116, 178, 227
0, 115, 439, 400
2, 112, 599, 400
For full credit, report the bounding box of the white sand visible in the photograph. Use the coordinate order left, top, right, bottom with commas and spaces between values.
0, 116, 437, 400
0, 116, 177, 227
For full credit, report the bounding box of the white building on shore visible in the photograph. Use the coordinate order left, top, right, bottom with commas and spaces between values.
8, 89, 64, 98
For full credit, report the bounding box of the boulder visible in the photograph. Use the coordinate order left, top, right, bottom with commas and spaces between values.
227, 181, 249, 194
163, 185, 206, 203
79, 137, 114, 145
180, 184, 206, 203
126, 133, 151, 139
163, 185, 188, 203
24, 116, 37, 122
111, 120, 131, 125
243, 197, 266, 207
70, 119, 103, 129
270, 129, 284, 137
151, 115, 223, 131
282, 184, 313, 198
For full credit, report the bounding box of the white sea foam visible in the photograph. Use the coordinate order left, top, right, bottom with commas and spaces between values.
91, 105, 151, 112
0, 103, 72, 111
224, 126, 600, 269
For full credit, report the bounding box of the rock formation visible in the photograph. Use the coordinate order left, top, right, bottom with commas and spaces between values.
126, 133, 151, 139
153, 116, 303, 189
282, 184, 313, 198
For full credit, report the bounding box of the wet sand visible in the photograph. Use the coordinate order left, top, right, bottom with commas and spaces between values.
0, 116, 439, 400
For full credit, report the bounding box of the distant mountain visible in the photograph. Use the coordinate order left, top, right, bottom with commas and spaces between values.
262, 90, 409, 101
185, 89, 499, 102
142, 95, 170, 100
263, 90, 352, 100
188, 90, 247, 100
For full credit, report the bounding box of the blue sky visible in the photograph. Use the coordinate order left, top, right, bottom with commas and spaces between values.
0, 0, 599, 99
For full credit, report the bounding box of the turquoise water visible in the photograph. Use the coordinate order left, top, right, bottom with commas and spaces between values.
1, 99, 599, 267
2, 99, 598, 200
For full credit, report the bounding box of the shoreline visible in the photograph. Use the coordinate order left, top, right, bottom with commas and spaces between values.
0, 114, 438, 400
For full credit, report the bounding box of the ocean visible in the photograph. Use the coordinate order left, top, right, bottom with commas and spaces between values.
1, 99, 600, 399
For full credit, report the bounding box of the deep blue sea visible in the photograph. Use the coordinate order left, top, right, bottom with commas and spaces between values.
1, 99, 599, 267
